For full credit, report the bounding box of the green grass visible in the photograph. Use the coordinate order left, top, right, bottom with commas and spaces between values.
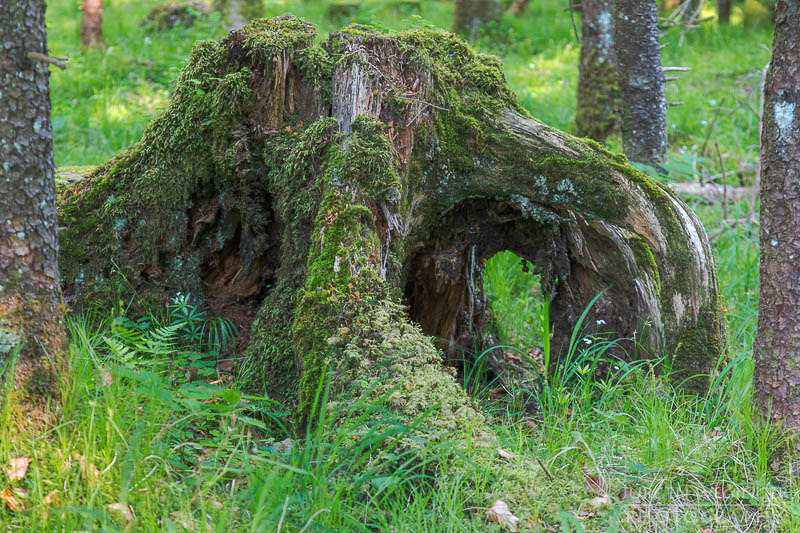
4, 0, 790, 530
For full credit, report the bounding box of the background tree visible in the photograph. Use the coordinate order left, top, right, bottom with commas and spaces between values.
753, 0, 800, 465
210, 0, 263, 30
614, 0, 668, 167
576, 0, 619, 142
718, 0, 732, 23
507, 0, 530, 16
81, 0, 104, 48
452, 0, 502, 39
0, 0, 67, 420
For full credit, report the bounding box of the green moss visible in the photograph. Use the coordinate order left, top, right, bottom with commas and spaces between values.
575, 47, 619, 142
239, 16, 316, 63
670, 302, 724, 392
629, 235, 661, 295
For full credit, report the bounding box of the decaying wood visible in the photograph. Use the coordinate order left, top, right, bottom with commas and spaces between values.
668, 182, 751, 202
56, 15, 725, 519
57, 16, 723, 443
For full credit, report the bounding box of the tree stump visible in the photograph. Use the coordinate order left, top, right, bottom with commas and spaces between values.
58, 16, 723, 430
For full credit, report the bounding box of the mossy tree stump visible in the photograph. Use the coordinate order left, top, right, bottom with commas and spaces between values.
59, 16, 722, 435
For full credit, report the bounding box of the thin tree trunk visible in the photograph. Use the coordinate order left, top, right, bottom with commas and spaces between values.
576, 0, 619, 142
452, 0, 503, 39
0, 0, 67, 424
753, 0, 800, 467
210, 0, 263, 30
718, 0, 731, 22
507, 0, 531, 16
614, 0, 668, 167
81, 0, 104, 48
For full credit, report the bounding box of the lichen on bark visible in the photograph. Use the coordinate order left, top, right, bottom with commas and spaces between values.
58, 16, 724, 517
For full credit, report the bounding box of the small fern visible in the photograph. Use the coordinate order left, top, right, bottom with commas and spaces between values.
103, 319, 180, 368
169, 293, 238, 353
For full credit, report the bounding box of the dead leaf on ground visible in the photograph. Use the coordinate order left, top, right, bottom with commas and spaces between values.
78, 455, 100, 483
577, 509, 596, 519
713, 483, 729, 502
699, 529, 715, 533
5, 457, 32, 482
497, 448, 516, 460
486, 500, 519, 532
100, 369, 113, 387
275, 438, 293, 453
108, 502, 134, 522
1, 487, 25, 512
582, 471, 608, 496
44, 489, 60, 506
617, 489, 643, 512
589, 494, 611, 507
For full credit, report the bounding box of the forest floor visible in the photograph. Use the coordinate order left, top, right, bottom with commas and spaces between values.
0, 0, 791, 531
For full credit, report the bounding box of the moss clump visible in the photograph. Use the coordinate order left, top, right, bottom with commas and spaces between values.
629, 235, 661, 295
293, 117, 403, 420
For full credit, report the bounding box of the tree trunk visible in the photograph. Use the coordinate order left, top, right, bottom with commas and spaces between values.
81, 0, 104, 48
718, 0, 731, 22
614, 0, 668, 167
753, 0, 800, 466
576, 0, 619, 142
210, 0, 263, 30
58, 16, 722, 480
507, 0, 530, 16
452, 0, 503, 39
0, 0, 67, 423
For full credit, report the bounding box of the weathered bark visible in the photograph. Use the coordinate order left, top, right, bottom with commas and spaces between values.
452, 0, 503, 39
59, 14, 721, 460
615, 0, 668, 167
576, 0, 619, 142
81, 0, 104, 48
753, 0, 800, 463
0, 0, 67, 419
210, 0, 262, 30
718, 0, 731, 22
507, 0, 531, 16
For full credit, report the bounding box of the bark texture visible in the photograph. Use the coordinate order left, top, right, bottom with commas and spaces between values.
81, 0, 104, 48
0, 0, 67, 416
754, 0, 800, 454
614, 0, 668, 167
452, 0, 503, 39
576, 0, 619, 142
58, 17, 723, 482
